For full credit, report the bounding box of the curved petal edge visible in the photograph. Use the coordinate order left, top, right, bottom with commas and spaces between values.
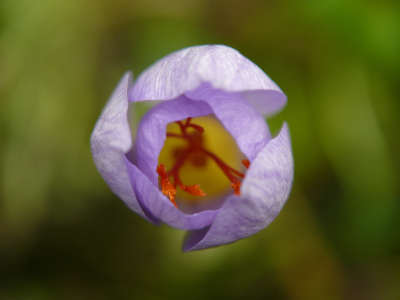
90, 72, 151, 222
183, 122, 294, 251
130, 45, 287, 117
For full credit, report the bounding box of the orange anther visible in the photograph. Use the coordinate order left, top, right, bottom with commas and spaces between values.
242, 159, 250, 169
180, 184, 207, 197
156, 163, 177, 208
230, 179, 242, 195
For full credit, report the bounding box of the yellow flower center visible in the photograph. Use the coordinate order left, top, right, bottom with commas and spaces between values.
157, 115, 250, 208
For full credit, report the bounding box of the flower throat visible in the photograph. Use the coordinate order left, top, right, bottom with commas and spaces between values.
157, 117, 250, 208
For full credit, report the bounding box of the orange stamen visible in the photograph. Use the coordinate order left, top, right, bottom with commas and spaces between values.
230, 179, 242, 195
180, 184, 207, 196
156, 163, 177, 208
242, 159, 250, 169
157, 117, 249, 208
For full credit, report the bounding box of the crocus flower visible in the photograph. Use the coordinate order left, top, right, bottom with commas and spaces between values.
91, 45, 293, 251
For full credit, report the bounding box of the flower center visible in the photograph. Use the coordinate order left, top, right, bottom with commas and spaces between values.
157, 117, 250, 208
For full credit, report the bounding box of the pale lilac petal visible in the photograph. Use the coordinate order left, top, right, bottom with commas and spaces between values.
186, 83, 271, 161
90, 72, 151, 222
129, 45, 287, 116
125, 161, 219, 230
241, 89, 288, 117
183, 123, 293, 251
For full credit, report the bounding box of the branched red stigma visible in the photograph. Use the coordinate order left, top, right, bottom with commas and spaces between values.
157, 118, 250, 207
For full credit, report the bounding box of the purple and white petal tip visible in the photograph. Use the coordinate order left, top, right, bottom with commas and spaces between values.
91, 45, 294, 251
130, 45, 287, 117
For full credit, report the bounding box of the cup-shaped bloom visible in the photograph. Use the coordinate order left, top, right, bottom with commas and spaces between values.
91, 45, 294, 251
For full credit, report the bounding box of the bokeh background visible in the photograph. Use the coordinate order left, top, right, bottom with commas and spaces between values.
1, 0, 400, 299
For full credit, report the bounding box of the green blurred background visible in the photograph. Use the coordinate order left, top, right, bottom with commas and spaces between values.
1, 0, 400, 299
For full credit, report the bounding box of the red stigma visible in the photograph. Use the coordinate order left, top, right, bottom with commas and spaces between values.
158, 117, 249, 208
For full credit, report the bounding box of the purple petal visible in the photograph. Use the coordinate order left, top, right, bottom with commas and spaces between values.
90, 72, 152, 222
186, 83, 271, 161
183, 123, 294, 251
129, 45, 287, 116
